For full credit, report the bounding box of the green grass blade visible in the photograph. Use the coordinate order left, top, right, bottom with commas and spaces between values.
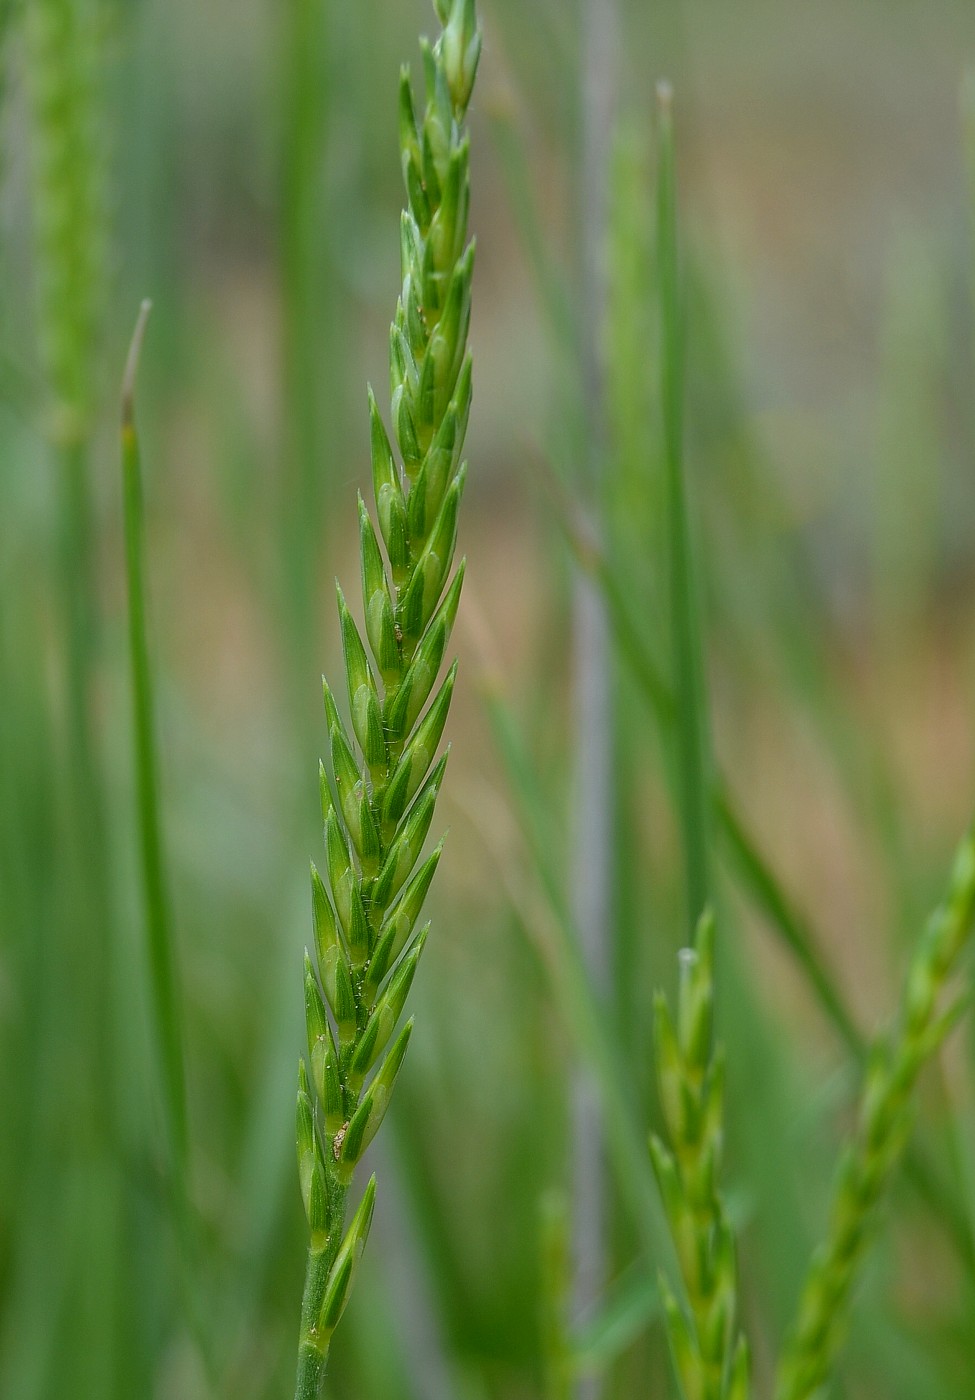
120, 304, 224, 1380
656, 84, 712, 934
121, 299, 189, 1171
715, 791, 862, 1057
279, 0, 335, 688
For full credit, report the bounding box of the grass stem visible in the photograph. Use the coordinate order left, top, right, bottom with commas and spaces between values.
121, 298, 189, 1172
657, 84, 712, 935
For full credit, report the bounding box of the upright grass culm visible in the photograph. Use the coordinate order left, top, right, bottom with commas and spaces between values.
651, 912, 750, 1400
120, 300, 188, 1180
775, 825, 975, 1400
120, 300, 219, 1385
656, 82, 712, 935
293, 3, 481, 1395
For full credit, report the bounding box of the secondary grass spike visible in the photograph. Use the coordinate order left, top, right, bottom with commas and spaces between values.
775, 825, 975, 1400
651, 911, 750, 1400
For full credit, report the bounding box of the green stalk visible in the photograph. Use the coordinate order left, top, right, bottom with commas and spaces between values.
293, 3, 482, 1390
280, 0, 332, 683
120, 305, 220, 1387
295, 1178, 351, 1400
605, 123, 661, 1064
120, 300, 188, 1174
775, 827, 975, 1400
0, 527, 64, 1400
657, 84, 712, 934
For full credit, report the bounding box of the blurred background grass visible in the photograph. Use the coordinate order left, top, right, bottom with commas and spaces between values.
2, 0, 975, 1397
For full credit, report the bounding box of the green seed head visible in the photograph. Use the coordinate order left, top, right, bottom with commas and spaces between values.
652, 913, 748, 1400
296, 0, 479, 1371
777, 824, 975, 1400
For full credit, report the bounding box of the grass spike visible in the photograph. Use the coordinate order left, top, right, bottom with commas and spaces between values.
293, 4, 479, 1392
651, 910, 751, 1400
775, 826, 975, 1400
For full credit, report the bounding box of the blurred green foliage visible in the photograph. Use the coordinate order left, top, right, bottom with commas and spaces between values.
1, 1, 975, 1397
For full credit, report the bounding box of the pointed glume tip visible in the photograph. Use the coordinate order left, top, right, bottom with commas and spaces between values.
121, 298, 153, 429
